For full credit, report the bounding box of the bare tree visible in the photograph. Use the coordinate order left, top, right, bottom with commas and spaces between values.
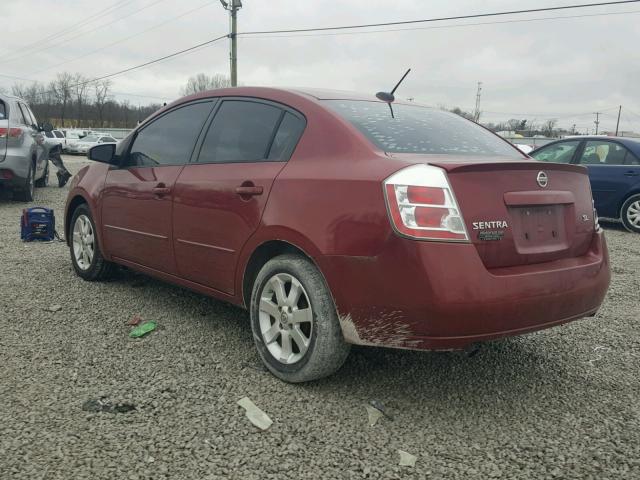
542, 119, 558, 137
73, 73, 90, 124
181, 73, 231, 96
94, 79, 112, 127
50, 72, 73, 127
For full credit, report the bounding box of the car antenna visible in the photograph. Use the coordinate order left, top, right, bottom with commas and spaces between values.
376, 68, 411, 119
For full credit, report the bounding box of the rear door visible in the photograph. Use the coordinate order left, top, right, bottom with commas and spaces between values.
172, 98, 306, 294
575, 139, 640, 218
100, 100, 214, 273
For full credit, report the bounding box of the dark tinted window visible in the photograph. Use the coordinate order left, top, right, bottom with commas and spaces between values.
128, 102, 212, 167
45, 131, 54, 138
0, 101, 6, 120
268, 112, 305, 161
531, 141, 580, 164
198, 100, 282, 163
324, 100, 519, 157
100, 136, 115, 142
54, 131, 64, 138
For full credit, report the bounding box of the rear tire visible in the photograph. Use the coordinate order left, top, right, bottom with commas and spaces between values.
621, 194, 640, 233
250, 254, 350, 383
14, 162, 35, 202
35, 161, 49, 188
70, 204, 115, 281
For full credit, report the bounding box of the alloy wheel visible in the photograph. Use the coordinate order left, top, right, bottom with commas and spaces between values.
72, 214, 95, 270
627, 200, 640, 228
258, 273, 313, 365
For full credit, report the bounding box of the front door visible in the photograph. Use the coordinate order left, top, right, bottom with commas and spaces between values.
173, 99, 306, 294
100, 100, 214, 273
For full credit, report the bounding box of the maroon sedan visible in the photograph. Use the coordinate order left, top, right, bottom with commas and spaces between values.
65, 87, 610, 382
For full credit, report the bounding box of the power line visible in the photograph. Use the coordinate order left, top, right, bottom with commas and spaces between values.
241, 9, 640, 38
0, 0, 132, 60
0, 34, 227, 99
0, 0, 169, 65
237, 0, 640, 36
28, 0, 217, 76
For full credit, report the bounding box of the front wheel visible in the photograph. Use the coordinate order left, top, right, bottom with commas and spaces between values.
70, 204, 114, 280
250, 254, 350, 383
621, 194, 640, 233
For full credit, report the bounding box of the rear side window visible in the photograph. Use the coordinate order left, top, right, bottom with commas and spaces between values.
54, 131, 64, 138
578, 141, 629, 166
16, 103, 31, 126
531, 141, 580, 164
324, 100, 519, 157
197, 100, 282, 163
127, 101, 212, 167
268, 112, 306, 161
0, 101, 6, 120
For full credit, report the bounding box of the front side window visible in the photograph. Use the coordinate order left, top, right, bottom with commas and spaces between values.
198, 100, 282, 163
578, 141, 628, 165
128, 101, 212, 167
53, 131, 64, 138
323, 100, 519, 157
530, 141, 580, 163
45, 131, 54, 138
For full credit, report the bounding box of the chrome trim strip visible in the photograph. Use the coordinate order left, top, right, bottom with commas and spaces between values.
104, 224, 167, 240
176, 238, 235, 253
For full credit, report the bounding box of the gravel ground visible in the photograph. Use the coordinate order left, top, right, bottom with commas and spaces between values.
1, 156, 639, 479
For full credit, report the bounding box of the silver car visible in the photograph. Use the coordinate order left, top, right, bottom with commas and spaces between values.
0, 93, 49, 201
66, 134, 116, 155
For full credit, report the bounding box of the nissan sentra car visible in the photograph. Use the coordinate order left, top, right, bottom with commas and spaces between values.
64, 87, 611, 382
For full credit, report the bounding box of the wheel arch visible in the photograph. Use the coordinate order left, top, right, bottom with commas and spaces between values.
618, 189, 640, 219
65, 194, 90, 245
239, 235, 329, 310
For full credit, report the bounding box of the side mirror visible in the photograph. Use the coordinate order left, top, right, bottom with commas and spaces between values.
88, 143, 117, 165
41, 122, 53, 133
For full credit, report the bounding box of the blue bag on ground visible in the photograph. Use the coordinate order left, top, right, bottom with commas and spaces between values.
21, 207, 56, 242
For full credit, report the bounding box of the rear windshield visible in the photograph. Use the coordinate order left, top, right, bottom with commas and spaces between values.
324, 100, 519, 157
82, 135, 100, 142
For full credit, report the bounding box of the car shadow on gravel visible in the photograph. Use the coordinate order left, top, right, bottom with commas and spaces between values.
111, 266, 586, 408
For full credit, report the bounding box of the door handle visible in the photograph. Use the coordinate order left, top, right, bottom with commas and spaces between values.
152, 186, 171, 196
235, 185, 263, 196
624, 171, 639, 177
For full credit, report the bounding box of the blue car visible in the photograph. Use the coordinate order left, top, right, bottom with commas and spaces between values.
530, 136, 640, 233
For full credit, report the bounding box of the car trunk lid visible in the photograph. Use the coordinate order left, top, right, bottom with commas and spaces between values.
433, 159, 595, 268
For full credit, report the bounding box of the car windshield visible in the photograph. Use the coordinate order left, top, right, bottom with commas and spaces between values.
323, 100, 519, 157
82, 135, 100, 142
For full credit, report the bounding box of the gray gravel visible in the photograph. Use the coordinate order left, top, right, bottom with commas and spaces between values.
1, 156, 639, 479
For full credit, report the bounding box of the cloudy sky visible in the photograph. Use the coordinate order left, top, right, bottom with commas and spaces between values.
2, 0, 640, 133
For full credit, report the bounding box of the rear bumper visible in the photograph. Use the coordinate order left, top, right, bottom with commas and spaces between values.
0, 153, 30, 188
321, 231, 610, 350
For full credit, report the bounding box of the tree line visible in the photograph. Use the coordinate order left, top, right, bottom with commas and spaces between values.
3, 72, 232, 130
448, 106, 568, 137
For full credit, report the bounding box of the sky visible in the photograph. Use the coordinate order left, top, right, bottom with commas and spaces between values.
2, 0, 640, 133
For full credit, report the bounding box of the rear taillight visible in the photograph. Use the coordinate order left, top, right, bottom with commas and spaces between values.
0, 127, 23, 138
0, 169, 14, 179
384, 164, 469, 242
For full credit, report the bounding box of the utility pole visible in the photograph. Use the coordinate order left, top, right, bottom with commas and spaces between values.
615, 105, 622, 136
220, 0, 242, 86
473, 81, 482, 122
593, 112, 600, 135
